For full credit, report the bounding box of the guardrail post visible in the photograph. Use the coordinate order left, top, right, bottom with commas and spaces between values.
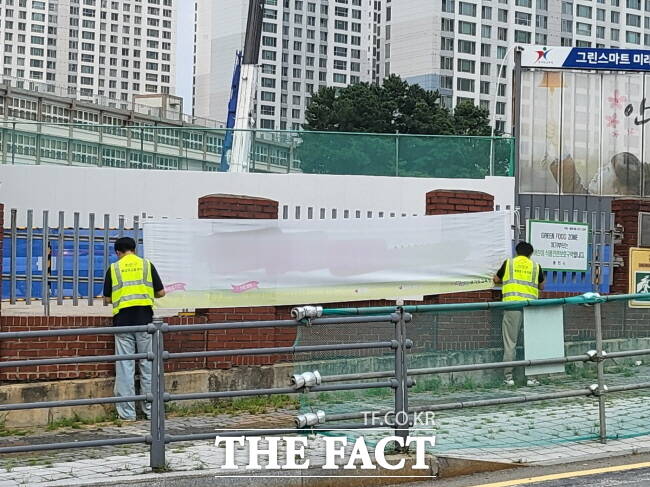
594, 302, 607, 443
393, 307, 409, 448
150, 317, 166, 469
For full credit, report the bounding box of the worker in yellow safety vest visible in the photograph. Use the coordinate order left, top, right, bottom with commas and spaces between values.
103, 237, 165, 421
493, 241, 544, 387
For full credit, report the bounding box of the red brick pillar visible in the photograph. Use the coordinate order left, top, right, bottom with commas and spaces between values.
196, 194, 295, 368
611, 198, 650, 294
426, 189, 494, 215
425, 190, 499, 350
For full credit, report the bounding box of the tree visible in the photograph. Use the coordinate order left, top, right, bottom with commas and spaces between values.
299, 75, 498, 177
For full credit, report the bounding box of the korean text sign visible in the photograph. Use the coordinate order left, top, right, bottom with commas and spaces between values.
528, 220, 589, 272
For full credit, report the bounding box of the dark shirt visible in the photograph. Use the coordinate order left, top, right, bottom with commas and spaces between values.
496, 259, 545, 284
103, 261, 164, 326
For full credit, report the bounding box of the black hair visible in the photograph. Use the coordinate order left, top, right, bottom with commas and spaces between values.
515, 241, 534, 257
114, 237, 136, 253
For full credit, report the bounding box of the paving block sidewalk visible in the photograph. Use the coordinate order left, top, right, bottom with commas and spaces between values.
3, 368, 650, 486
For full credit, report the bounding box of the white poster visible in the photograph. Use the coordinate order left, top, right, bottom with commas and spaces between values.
520, 69, 650, 196
528, 220, 589, 272
143, 212, 511, 308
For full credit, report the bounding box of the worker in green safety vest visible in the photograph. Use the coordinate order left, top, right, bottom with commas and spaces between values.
493, 241, 545, 387
103, 237, 166, 421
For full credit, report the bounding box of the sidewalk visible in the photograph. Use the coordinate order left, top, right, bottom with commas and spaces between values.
2, 366, 650, 486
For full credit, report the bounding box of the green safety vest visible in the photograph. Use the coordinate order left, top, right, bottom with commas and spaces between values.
110, 254, 154, 315
502, 255, 540, 302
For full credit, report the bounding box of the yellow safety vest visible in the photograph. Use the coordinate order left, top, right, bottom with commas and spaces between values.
502, 255, 540, 302
110, 254, 154, 315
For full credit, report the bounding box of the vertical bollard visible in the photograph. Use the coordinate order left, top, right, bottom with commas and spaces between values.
393, 308, 409, 447
594, 302, 607, 443
150, 318, 166, 469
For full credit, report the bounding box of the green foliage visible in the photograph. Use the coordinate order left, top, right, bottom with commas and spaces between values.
300, 75, 507, 177
165, 395, 299, 416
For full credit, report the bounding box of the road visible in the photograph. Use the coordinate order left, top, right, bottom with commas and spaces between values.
391, 453, 650, 487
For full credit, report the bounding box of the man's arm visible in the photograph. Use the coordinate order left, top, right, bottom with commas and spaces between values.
493, 261, 506, 285
151, 264, 166, 299
538, 265, 545, 291
103, 269, 112, 305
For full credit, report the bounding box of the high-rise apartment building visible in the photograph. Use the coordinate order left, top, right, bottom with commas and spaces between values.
386, 0, 650, 133
0, 0, 176, 107
193, 0, 379, 130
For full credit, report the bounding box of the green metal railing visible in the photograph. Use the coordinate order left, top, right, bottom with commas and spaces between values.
0, 121, 515, 178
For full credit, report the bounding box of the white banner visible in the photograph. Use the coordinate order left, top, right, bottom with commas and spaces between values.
144, 212, 511, 308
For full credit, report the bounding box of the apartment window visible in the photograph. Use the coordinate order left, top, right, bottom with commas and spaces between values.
440, 56, 453, 69
575, 40, 591, 46
515, 12, 531, 25
261, 91, 276, 102
514, 30, 531, 42
498, 83, 507, 96
627, 13, 641, 26
261, 105, 275, 116
596, 25, 605, 38
498, 27, 508, 40
458, 39, 475, 54
611, 11, 620, 22
497, 45, 507, 58
498, 9, 508, 21
441, 18, 454, 31
537, 0, 548, 9
562, 2, 573, 14
457, 77, 475, 92
481, 24, 492, 38
458, 58, 475, 72
333, 59, 347, 70
496, 102, 506, 115
442, 0, 455, 12
480, 81, 490, 94
576, 5, 592, 17
333, 73, 347, 83
482, 6, 492, 18
576, 22, 591, 35
459, 1, 476, 16
561, 37, 573, 46
333, 46, 347, 56
440, 76, 453, 89
628, 0, 641, 8
611, 28, 620, 40
458, 21, 476, 35
536, 14, 547, 28
562, 20, 573, 33
481, 43, 491, 56
441, 37, 454, 50
516, 0, 532, 6
596, 8, 605, 20
627, 30, 641, 43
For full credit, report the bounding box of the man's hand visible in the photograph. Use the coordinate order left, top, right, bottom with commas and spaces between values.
103, 296, 112, 305
493, 275, 502, 285
155, 289, 166, 298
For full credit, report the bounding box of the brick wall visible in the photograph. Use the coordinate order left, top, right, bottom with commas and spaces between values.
611, 198, 650, 294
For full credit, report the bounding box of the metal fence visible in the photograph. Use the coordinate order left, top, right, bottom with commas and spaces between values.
0, 122, 514, 178
2, 208, 145, 313
516, 205, 617, 294
2, 293, 650, 469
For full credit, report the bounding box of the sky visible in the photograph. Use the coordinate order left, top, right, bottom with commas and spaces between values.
176, 1, 195, 115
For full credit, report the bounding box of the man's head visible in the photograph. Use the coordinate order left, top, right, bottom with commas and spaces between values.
515, 241, 534, 258
114, 237, 136, 258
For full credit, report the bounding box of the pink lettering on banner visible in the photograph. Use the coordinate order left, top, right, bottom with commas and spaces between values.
164, 282, 187, 293
231, 281, 260, 293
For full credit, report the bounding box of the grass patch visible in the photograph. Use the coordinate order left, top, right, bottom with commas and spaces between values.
46, 410, 119, 431
166, 395, 299, 417
0, 416, 30, 438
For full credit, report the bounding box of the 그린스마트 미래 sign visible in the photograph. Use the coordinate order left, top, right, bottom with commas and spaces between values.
528, 220, 589, 272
